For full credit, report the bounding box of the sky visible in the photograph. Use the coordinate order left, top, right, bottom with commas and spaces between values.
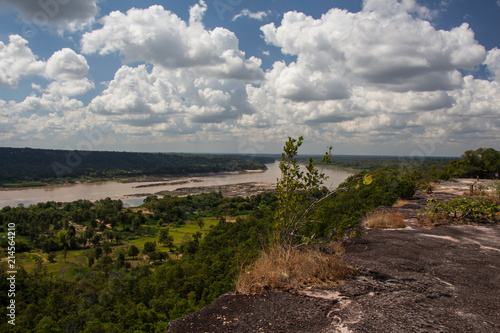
0, 0, 499, 157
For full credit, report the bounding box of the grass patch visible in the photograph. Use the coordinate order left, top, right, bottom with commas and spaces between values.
363, 210, 406, 229
393, 199, 411, 207
236, 245, 355, 294
132, 218, 220, 248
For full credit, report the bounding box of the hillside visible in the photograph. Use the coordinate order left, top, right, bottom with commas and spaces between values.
0, 147, 274, 186
168, 179, 500, 332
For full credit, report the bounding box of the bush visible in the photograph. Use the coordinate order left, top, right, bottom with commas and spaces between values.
47, 253, 56, 262
423, 197, 499, 222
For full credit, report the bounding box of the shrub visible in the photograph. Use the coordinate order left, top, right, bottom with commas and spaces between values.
363, 210, 405, 229
423, 197, 499, 222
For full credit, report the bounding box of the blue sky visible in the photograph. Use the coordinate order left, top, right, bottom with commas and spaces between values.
0, 0, 499, 157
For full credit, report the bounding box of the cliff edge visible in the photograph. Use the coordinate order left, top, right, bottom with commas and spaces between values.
169, 180, 500, 332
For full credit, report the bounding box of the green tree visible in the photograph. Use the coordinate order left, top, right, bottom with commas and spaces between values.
143, 241, 156, 254
196, 217, 205, 230
128, 244, 139, 258
275, 136, 347, 248
158, 228, 174, 248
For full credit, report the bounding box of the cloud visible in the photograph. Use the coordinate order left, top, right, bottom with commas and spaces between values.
363, 0, 438, 19
0, 35, 91, 88
45, 78, 94, 97
2, 2, 499, 155
0, 35, 45, 88
88, 64, 255, 129
81, 5, 264, 81
261, 8, 485, 94
0, 106, 111, 147
189, 0, 207, 26
45, 48, 90, 81
246, 1, 499, 153
265, 61, 350, 102
484, 48, 500, 81
4, 78, 93, 114
2, 0, 98, 32
232, 9, 271, 21
0, 36, 92, 114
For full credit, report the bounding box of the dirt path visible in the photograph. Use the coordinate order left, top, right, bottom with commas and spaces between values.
168, 180, 500, 333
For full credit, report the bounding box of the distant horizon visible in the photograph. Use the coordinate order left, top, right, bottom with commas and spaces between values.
0, 145, 462, 159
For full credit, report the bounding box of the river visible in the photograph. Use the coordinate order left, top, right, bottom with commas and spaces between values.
0, 162, 354, 208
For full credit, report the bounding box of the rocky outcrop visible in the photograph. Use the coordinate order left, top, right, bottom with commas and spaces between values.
168, 179, 500, 333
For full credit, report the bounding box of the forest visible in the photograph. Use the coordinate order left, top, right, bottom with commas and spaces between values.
312, 154, 457, 171
0, 148, 274, 187
0, 145, 498, 332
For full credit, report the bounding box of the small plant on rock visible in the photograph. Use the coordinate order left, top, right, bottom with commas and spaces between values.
422, 197, 499, 223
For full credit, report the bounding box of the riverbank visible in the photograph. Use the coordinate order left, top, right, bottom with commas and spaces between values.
0, 167, 269, 190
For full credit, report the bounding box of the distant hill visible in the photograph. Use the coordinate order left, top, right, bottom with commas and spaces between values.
300, 154, 458, 171
0, 147, 275, 186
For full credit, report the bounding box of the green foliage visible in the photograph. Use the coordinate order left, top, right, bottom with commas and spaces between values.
196, 218, 205, 230
142, 192, 266, 224
128, 245, 139, 258
143, 241, 156, 254
159, 228, 174, 248
445, 148, 500, 179
423, 197, 499, 222
309, 167, 417, 238
299, 154, 456, 172
0, 196, 275, 332
274, 136, 337, 247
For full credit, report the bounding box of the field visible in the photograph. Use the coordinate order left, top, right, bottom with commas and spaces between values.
0, 217, 223, 274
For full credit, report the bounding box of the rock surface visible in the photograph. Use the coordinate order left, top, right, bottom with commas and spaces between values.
168, 179, 500, 333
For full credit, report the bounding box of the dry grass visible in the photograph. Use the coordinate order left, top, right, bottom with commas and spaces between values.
236, 245, 355, 294
363, 210, 406, 229
393, 199, 411, 207
417, 215, 437, 228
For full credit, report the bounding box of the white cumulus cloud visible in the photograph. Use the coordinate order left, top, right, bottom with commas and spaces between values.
88, 64, 256, 130
81, 5, 264, 81
0, 35, 45, 88
45, 48, 90, 81
484, 48, 500, 82
246, 1, 498, 153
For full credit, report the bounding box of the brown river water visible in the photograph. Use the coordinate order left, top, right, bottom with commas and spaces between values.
0, 162, 354, 208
